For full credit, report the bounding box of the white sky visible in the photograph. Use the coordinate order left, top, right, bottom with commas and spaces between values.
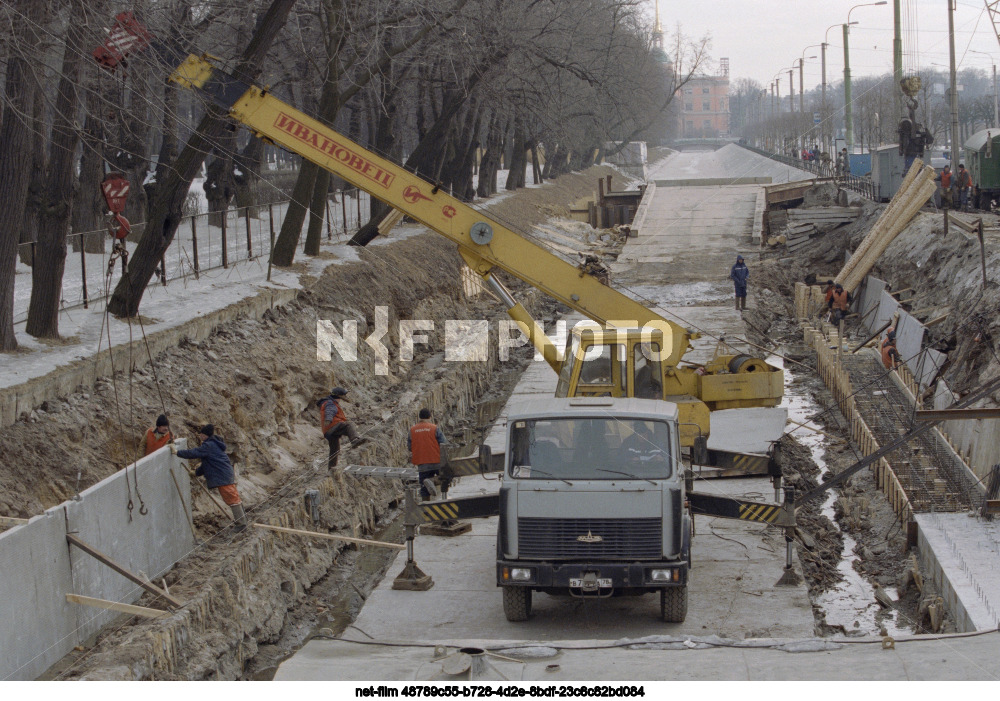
653, 0, 1000, 90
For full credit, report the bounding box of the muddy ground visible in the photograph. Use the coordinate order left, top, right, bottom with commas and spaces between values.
3, 166, 629, 680
742, 189, 1000, 635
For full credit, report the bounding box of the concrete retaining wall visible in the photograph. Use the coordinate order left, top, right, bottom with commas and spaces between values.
916, 513, 1000, 632
0, 445, 194, 680
0, 288, 299, 429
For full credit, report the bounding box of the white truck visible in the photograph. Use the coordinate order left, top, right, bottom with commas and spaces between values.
495, 397, 692, 622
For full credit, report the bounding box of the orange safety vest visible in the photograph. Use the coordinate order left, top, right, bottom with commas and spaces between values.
881, 338, 899, 369
410, 422, 441, 466
830, 289, 850, 311
824, 286, 835, 304
145, 427, 172, 456
941, 171, 952, 188
320, 398, 346, 434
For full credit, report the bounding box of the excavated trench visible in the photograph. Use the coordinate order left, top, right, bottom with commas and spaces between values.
742, 194, 997, 636
3, 166, 629, 680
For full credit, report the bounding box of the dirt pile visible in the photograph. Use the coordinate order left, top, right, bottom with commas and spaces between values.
4, 166, 620, 679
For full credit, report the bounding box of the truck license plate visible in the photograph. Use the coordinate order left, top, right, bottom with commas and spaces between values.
570, 578, 612, 588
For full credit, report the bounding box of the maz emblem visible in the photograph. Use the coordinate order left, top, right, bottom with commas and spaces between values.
576, 530, 603, 543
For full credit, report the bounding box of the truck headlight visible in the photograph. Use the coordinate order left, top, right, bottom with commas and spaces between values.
649, 569, 678, 582
510, 567, 533, 582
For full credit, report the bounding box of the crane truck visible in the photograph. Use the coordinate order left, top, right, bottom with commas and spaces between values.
169, 54, 784, 451
171, 55, 798, 622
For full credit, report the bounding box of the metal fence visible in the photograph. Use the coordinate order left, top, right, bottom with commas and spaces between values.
13, 189, 372, 324
737, 143, 881, 202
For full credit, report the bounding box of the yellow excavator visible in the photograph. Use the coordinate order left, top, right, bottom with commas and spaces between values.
170, 55, 783, 447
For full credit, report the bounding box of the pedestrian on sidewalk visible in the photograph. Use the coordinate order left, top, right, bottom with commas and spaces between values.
144, 414, 173, 456
172, 424, 247, 532
828, 283, 852, 324
409, 408, 446, 500
729, 255, 749, 310
318, 387, 366, 468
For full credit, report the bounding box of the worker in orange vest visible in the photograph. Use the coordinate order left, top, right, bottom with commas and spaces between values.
409, 408, 445, 500
881, 328, 902, 370
823, 280, 836, 304
827, 283, 852, 324
318, 387, 366, 468
937, 165, 953, 209
144, 414, 173, 456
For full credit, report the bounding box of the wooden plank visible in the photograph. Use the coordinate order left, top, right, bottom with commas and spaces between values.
985, 500, 1000, 515
253, 522, 406, 549
0, 516, 28, 526
66, 534, 185, 609
914, 408, 1000, 421
947, 213, 977, 233
66, 593, 168, 620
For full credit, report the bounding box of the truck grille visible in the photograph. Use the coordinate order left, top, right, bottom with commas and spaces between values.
517, 517, 662, 560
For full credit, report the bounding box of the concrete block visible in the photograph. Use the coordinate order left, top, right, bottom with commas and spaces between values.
0, 508, 77, 681
0, 443, 193, 679
67, 445, 194, 641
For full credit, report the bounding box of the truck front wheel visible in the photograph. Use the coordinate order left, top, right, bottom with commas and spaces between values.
502, 586, 532, 621
660, 586, 688, 623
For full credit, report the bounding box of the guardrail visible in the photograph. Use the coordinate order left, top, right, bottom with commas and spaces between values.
736, 143, 880, 202
13, 189, 371, 324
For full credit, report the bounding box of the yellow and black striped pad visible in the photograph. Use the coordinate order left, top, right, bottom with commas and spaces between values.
413, 494, 500, 523
689, 491, 793, 527
697, 449, 771, 475
736, 502, 783, 524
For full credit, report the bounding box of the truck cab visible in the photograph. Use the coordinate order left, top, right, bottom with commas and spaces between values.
496, 397, 691, 623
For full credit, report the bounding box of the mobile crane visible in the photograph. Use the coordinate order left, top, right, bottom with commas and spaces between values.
170, 56, 800, 623
170, 55, 783, 450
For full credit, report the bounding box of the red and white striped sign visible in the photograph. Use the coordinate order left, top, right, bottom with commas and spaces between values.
92, 12, 153, 71
101, 173, 130, 213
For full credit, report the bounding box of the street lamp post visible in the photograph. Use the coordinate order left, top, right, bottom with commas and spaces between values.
798, 48, 820, 152
970, 50, 999, 127
844, 2, 888, 153
823, 22, 857, 154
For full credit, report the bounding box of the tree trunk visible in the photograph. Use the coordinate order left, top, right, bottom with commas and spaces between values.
107, 0, 297, 317
21, 85, 46, 264
506, 118, 528, 190
233, 136, 265, 215
271, 65, 343, 266
26, 2, 87, 339
304, 169, 330, 255
530, 144, 543, 185
72, 99, 108, 254
477, 114, 504, 199
204, 141, 236, 228
0, 1, 44, 350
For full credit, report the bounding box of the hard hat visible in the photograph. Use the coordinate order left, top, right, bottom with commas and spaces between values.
330, 387, 348, 397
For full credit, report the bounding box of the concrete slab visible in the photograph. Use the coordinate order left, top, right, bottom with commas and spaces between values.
277, 144, 826, 681
708, 408, 788, 455
915, 513, 1000, 632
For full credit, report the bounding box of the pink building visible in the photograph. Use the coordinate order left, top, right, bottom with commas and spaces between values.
678, 59, 730, 138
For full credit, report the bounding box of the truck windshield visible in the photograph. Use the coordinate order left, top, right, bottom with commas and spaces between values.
509, 417, 672, 480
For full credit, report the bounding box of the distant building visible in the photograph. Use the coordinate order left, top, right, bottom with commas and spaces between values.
678, 59, 730, 138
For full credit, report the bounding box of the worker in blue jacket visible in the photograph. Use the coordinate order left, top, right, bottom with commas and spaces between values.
173, 424, 247, 532
729, 255, 749, 311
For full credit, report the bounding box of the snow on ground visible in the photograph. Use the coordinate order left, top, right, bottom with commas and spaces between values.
4, 169, 538, 392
